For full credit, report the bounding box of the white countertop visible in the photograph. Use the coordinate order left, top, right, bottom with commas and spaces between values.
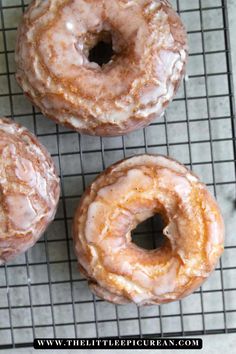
0, 0, 236, 352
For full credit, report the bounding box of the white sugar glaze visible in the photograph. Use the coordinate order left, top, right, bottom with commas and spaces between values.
73, 154, 224, 305
16, 0, 188, 136
0, 117, 60, 264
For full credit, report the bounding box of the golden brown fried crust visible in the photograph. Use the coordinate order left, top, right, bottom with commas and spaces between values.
73, 154, 224, 305
15, 0, 187, 136
0, 117, 60, 264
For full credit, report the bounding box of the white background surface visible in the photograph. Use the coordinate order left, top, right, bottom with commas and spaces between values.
0, 0, 236, 352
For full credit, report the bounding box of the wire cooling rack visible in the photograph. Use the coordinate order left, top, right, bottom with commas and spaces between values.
0, 0, 236, 349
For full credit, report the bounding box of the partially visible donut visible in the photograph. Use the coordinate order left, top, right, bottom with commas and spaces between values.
73, 154, 224, 305
15, 0, 187, 136
0, 117, 60, 264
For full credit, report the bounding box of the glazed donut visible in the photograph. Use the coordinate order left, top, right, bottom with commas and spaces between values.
15, 0, 187, 136
73, 154, 224, 305
0, 118, 60, 264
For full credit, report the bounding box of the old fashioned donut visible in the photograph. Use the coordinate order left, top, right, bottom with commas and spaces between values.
73, 154, 224, 305
15, 0, 187, 136
0, 118, 60, 264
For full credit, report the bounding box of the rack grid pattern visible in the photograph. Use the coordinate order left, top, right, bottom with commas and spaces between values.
0, 0, 236, 349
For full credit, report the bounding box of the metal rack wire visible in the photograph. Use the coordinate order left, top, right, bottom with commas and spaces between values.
0, 0, 236, 349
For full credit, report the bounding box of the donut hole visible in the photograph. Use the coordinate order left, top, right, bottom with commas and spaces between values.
88, 31, 115, 67
131, 214, 168, 251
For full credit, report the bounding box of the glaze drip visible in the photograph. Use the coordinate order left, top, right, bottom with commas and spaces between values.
73, 154, 224, 305
0, 117, 60, 264
15, 0, 188, 136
